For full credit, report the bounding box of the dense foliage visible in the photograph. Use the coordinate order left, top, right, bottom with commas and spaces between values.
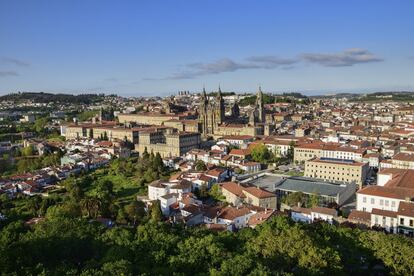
1, 150, 63, 176
0, 214, 413, 275
0, 92, 105, 104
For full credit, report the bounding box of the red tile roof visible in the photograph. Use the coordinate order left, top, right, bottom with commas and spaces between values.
372, 208, 398, 218
243, 186, 275, 199
220, 182, 246, 198
398, 201, 414, 217
218, 206, 252, 220
348, 210, 371, 223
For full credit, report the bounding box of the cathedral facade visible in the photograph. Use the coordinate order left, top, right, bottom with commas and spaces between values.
198, 86, 266, 137
198, 86, 225, 135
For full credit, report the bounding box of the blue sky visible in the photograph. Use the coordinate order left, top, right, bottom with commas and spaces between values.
0, 0, 413, 96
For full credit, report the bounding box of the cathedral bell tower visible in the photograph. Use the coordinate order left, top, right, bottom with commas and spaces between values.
216, 85, 225, 125
198, 87, 209, 135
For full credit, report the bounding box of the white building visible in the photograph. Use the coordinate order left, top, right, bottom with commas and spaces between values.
356, 168, 414, 235
217, 206, 256, 229
291, 206, 338, 224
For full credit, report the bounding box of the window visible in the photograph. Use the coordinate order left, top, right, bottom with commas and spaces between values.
371, 198, 375, 204
410, 220, 414, 227
391, 201, 396, 208
385, 200, 389, 206
400, 218, 405, 225
363, 197, 367, 203
380, 199, 384, 206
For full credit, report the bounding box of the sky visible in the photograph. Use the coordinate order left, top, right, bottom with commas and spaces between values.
0, 0, 414, 96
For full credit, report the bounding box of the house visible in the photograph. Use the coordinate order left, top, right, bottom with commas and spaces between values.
205, 168, 229, 183
148, 179, 192, 201
220, 182, 277, 209
248, 209, 276, 228
217, 206, 255, 229
291, 207, 312, 223
220, 135, 254, 147
229, 149, 251, 159
311, 206, 338, 223
180, 204, 204, 226
291, 206, 338, 224
356, 168, 414, 235
348, 210, 371, 228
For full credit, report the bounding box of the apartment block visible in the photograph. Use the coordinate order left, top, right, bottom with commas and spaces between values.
304, 157, 369, 187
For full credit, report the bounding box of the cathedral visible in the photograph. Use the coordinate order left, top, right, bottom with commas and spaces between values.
198, 86, 266, 136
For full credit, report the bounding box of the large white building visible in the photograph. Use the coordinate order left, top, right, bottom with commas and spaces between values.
148, 179, 192, 215
355, 168, 414, 235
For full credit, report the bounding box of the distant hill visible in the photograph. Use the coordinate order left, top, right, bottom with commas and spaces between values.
352, 91, 414, 102
309, 91, 414, 101
310, 93, 359, 99
0, 92, 105, 104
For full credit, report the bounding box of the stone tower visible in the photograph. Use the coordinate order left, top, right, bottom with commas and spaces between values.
198, 87, 209, 135
256, 86, 265, 123
215, 85, 225, 125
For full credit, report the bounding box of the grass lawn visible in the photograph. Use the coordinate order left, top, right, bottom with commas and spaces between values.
85, 169, 147, 205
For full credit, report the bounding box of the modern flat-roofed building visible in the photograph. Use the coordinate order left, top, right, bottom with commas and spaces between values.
304, 157, 369, 187
245, 174, 356, 207
274, 176, 356, 206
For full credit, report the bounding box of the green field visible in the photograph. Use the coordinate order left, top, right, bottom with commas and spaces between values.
85, 169, 147, 204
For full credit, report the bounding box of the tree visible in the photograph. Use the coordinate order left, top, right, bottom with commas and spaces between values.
81, 196, 101, 218
283, 191, 306, 207
251, 144, 271, 163
94, 180, 115, 217
45, 201, 81, 219
152, 152, 165, 174
124, 201, 146, 225
21, 146, 35, 157
34, 116, 49, 133
195, 160, 207, 171
102, 260, 133, 276
149, 201, 163, 222
286, 141, 295, 163
64, 178, 84, 201
308, 193, 319, 208
27, 196, 42, 216
209, 184, 225, 202
142, 147, 149, 160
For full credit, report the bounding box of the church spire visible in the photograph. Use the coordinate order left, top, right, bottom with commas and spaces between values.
217, 84, 223, 100
202, 85, 206, 97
